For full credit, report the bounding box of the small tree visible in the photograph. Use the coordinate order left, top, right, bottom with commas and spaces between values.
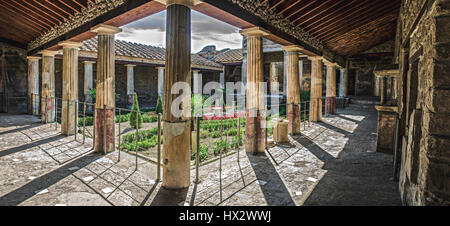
129, 93, 143, 128
155, 94, 163, 114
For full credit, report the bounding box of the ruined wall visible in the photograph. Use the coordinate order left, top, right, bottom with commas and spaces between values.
397, 0, 450, 205
0, 43, 27, 113
348, 55, 394, 97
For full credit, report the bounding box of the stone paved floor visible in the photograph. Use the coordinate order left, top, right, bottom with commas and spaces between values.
0, 108, 402, 206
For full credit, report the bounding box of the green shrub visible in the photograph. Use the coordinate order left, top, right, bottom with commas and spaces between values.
78, 116, 94, 127
156, 94, 163, 114
129, 93, 143, 128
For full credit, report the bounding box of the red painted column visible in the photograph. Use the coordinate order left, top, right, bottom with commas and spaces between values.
325, 61, 337, 115
90, 24, 122, 153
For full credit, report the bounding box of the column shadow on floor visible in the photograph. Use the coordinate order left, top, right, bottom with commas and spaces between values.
247, 153, 296, 206
0, 152, 102, 206
0, 135, 66, 157
299, 110, 402, 206
0, 123, 42, 136
150, 187, 189, 206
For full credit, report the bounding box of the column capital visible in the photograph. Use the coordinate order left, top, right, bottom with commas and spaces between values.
154, 0, 202, 7
27, 56, 41, 61
308, 56, 323, 61
58, 41, 82, 49
282, 45, 303, 52
90, 24, 122, 35
83, 61, 96, 65
156, 66, 165, 71
125, 64, 136, 68
192, 69, 200, 73
240, 27, 270, 37
324, 60, 338, 67
39, 50, 59, 57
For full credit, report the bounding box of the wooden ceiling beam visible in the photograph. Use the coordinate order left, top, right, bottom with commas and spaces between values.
308, 0, 383, 35
14, 0, 59, 26
276, 0, 303, 15
296, 0, 355, 28
72, 0, 87, 9
0, 4, 47, 32
33, 0, 68, 21
43, 0, 74, 17
57, 0, 81, 14
302, 0, 366, 31
269, 0, 285, 11
284, 0, 317, 20
0, 10, 41, 37
318, 1, 400, 40
291, 0, 341, 25
22, 0, 63, 24
1, 0, 53, 29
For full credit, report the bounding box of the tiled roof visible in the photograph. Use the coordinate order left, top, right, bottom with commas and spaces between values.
214, 49, 243, 64
80, 38, 223, 69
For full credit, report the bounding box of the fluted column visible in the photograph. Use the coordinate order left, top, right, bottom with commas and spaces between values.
374, 76, 381, 97
325, 61, 337, 115
241, 27, 268, 154
309, 56, 323, 122
40, 50, 57, 123
90, 24, 122, 154
219, 69, 225, 89
126, 64, 136, 108
270, 62, 281, 94
59, 41, 82, 135
157, 67, 165, 100
283, 45, 302, 135
193, 70, 202, 95
163, 2, 193, 189
27, 56, 40, 115
83, 61, 95, 108
338, 68, 345, 97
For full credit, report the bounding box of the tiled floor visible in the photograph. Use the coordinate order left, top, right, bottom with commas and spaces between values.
0, 108, 401, 206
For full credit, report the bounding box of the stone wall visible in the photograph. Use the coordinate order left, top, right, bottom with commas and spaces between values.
0, 43, 27, 113
396, 0, 450, 205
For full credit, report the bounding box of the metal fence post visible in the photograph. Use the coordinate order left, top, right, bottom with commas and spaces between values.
75, 101, 78, 141
83, 102, 86, 144
195, 116, 200, 184
118, 108, 121, 162
157, 113, 161, 182
135, 110, 139, 170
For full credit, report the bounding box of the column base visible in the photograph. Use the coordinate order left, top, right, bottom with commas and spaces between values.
309, 98, 322, 122
94, 108, 115, 154
61, 100, 77, 135
287, 103, 301, 135
41, 97, 55, 123
162, 120, 191, 189
245, 109, 265, 154
325, 96, 336, 115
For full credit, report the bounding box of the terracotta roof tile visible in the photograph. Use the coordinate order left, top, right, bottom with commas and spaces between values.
80, 38, 223, 69
214, 49, 243, 64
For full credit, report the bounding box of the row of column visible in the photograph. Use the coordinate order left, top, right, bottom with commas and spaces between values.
26, 1, 349, 191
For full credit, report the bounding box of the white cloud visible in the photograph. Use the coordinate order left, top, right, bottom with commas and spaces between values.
117, 10, 242, 53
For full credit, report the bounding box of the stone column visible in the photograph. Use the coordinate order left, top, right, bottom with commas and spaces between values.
193, 70, 202, 95
126, 64, 136, 108
40, 50, 57, 123
163, 1, 194, 189
90, 24, 122, 154
59, 41, 82, 135
241, 52, 247, 98
219, 68, 225, 89
380, 76, 387, 105
392, 77, 398, 100
338, 68, 345, 97
241, 27, 268, 154
342, 67, 348, 97
270, 62, 281, 94
325, 61, 337, 115
299, 60, 303, 92
283, 45, 302, 135
374, 76, 381, 97
27, 56, 40, 115
157, 67, 165, 100
83, 61, 95, 106
309, 56, 323, 122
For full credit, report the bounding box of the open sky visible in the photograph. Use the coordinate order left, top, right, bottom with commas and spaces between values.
117, 10, 243, 53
